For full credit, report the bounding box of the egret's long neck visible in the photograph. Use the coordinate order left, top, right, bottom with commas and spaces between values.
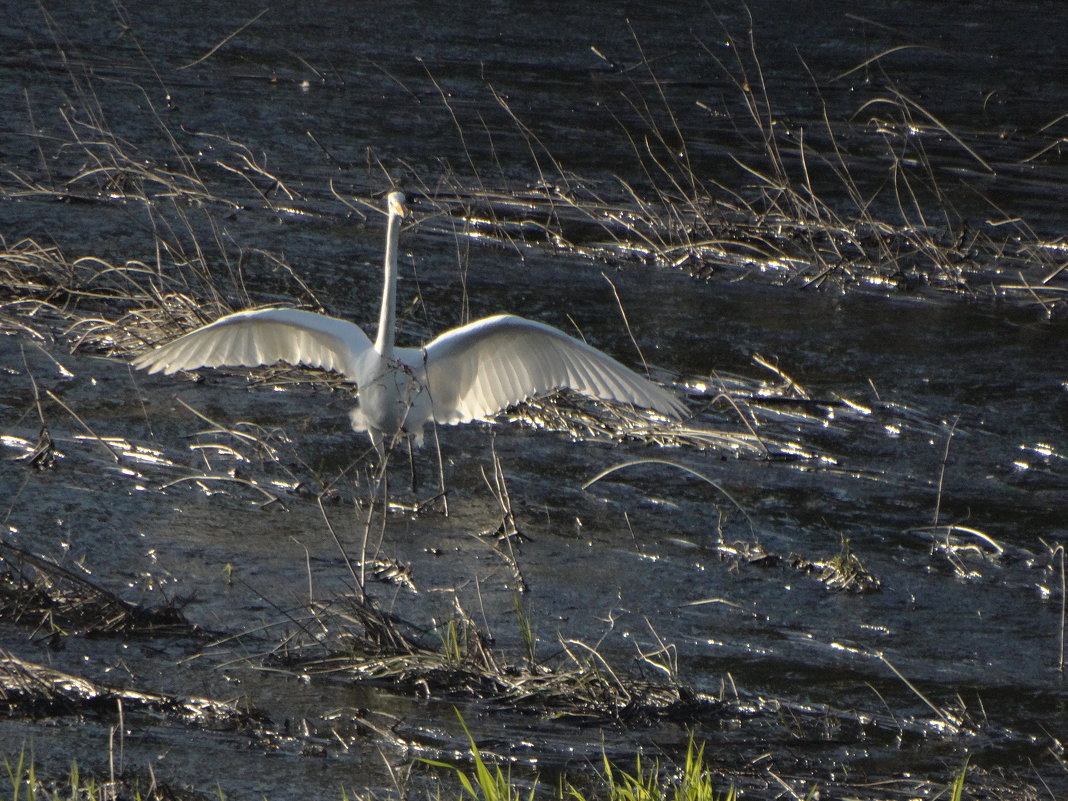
375, 204, 402, 357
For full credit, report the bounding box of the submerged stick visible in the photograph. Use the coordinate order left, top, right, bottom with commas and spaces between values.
877, 651, 961, 730
583, 458, 755, 532
177, 7, 269, 70
932, 416, 960, 527
44, 389, 120, 463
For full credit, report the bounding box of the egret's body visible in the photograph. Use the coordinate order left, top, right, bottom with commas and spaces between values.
133, 192, 683, 454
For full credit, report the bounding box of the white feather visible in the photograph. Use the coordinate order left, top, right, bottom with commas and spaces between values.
133, 192, 683, 455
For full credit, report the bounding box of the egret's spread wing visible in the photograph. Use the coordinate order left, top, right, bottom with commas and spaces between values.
421, 314, 684, 424
132, 308, 373, 382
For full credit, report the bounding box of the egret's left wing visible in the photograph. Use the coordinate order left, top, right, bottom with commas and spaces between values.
421, 314, 684, 424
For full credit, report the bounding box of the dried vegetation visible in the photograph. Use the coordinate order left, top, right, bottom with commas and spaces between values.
0, 540, 203, 638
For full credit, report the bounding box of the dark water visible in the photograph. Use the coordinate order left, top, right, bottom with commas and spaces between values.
2, 1, 1068, 799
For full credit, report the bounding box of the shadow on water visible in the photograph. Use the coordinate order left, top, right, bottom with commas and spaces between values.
2, 1, 1068, 799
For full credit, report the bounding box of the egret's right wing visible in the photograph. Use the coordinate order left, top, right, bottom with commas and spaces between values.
132, 308, 373, 382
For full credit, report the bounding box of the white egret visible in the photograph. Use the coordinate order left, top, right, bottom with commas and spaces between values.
133, 192, 683, 456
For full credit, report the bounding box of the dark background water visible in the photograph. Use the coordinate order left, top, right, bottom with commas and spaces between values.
2, 1, 1068, 799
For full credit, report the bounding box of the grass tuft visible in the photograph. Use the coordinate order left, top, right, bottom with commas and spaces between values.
423, 713, 537, 801
584, 736, 736, 801
425, 718, 734, 801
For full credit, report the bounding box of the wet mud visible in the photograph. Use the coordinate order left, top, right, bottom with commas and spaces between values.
2, 2, 1068, 799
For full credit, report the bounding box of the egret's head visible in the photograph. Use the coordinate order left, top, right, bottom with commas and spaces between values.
387, 191, 406, 219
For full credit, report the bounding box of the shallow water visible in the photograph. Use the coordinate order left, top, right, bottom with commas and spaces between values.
2, 1, 1068, 798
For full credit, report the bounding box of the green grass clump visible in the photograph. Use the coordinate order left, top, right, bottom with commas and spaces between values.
5, 752, 106, 801
425, 714, 735, 801
579, 738, 735, 801
947, 759, 967, 801
423, 715, 536, 801
4, 749, 201, 801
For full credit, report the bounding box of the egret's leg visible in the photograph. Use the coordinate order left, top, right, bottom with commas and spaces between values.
369, 430, 385, 462
407, 436, 419, 493
367, 429, 390, 503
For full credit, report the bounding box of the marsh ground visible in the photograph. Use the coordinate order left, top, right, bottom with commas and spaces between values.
2, 2, 1067, 799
